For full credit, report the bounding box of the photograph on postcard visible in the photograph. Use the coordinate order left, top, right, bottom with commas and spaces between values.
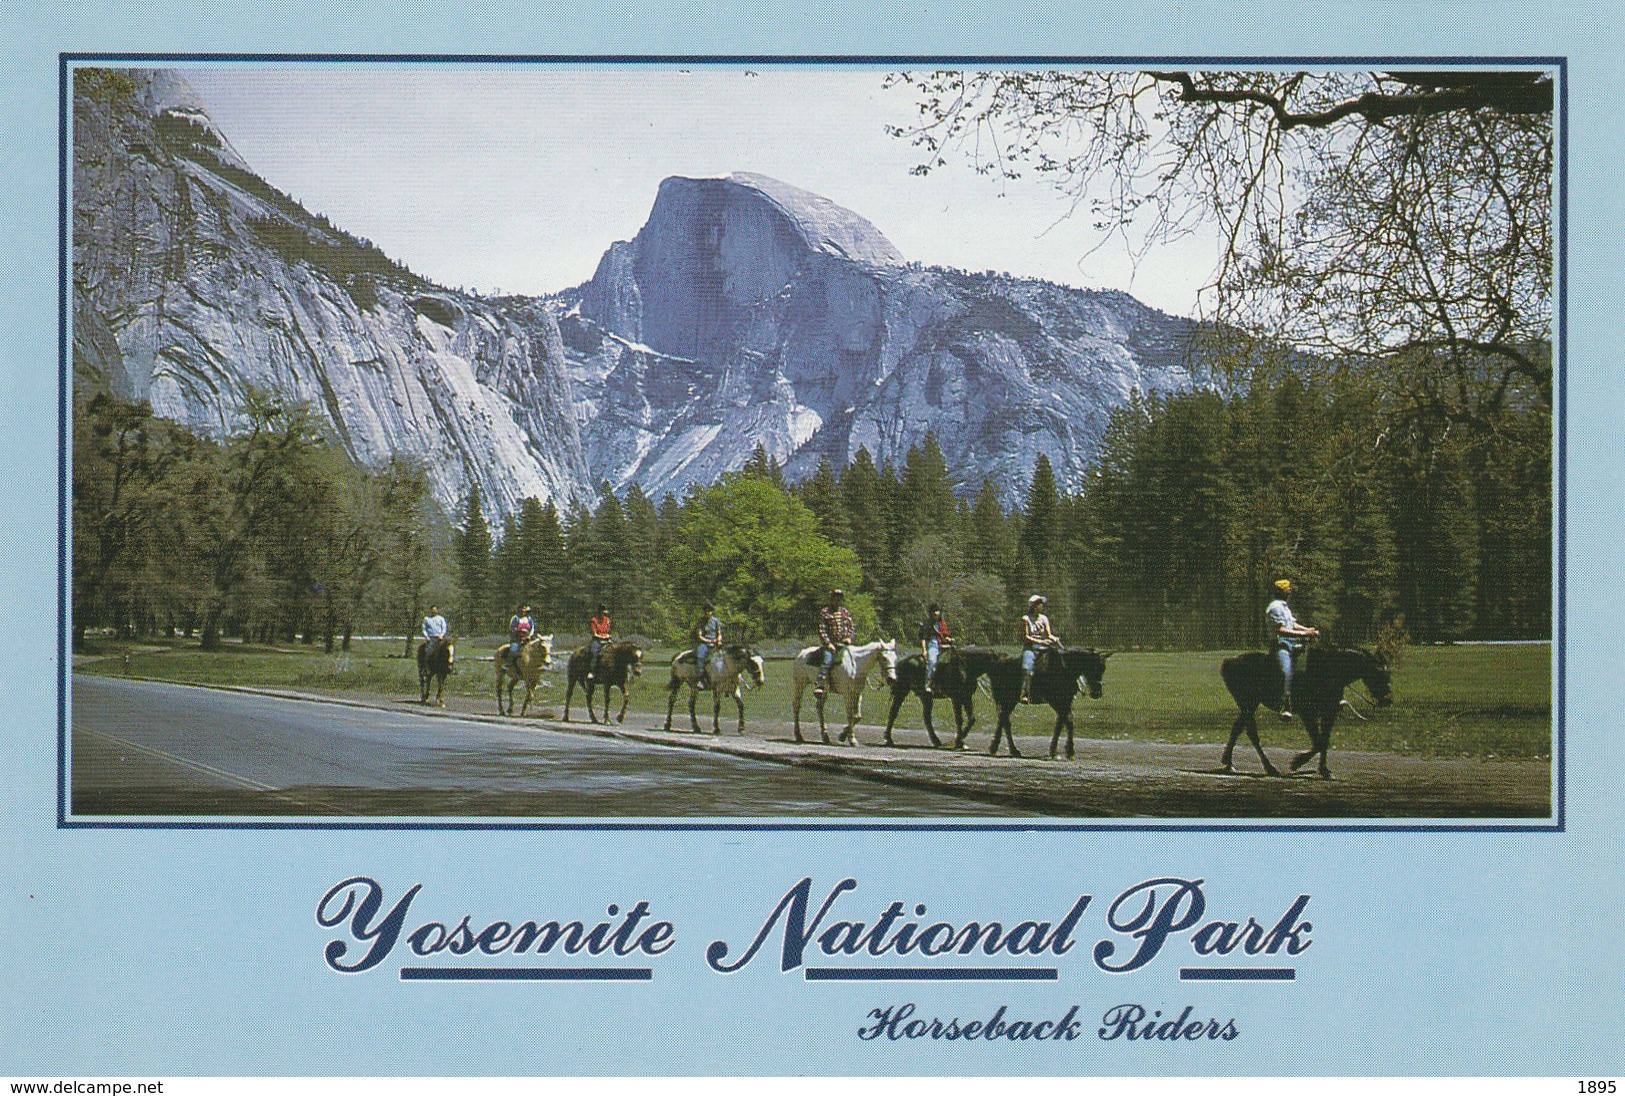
66, 63, 1555, 821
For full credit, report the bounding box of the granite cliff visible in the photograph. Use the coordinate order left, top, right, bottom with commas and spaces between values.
74, 71, 1207, 516
553, 172, 1205, 503
72, 69, 590, 517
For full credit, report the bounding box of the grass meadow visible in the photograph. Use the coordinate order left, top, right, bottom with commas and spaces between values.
77, 636, 1552, 760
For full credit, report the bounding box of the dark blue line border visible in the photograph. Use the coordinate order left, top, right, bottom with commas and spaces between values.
400, 967, 652, 981
55, 53, 1568, 835
806, 967, 1057, 981
1180, 967, 1296, 982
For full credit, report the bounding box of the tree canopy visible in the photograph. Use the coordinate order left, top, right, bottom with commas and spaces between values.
886, 70, 1554, 422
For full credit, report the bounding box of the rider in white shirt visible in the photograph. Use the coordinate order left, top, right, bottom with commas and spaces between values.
421, 606, 448, 657
1266, 579, 1318, 719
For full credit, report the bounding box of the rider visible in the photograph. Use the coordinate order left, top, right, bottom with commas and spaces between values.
1266, 578, 1319, 720
694, 602, 723, 691
586, 604, 613, 682
1019, 594, 1062, 704
918, 602, 953, 694
508, 604, 535, 660
421, 605, 448, 659
814, 588, 855, 700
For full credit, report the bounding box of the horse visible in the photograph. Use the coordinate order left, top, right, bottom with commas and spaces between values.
663, 644, 767, 735
1220, 646, 1392, 779
789, 639, 898, 745
495, 633, 554, 717
986, 647, 1111, 759
416, 637, 455, 707
882, 646, 1006, 748
565, 639, 644, 724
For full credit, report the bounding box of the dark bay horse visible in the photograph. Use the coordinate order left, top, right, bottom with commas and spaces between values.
1220, 646, 1392, 779
882, 646, 1005, 749
664, 644, 767, 735
495, 633, 554, 717
416, 638, 455, 707
565, 639, 644, 724
986, 647, 1111, 759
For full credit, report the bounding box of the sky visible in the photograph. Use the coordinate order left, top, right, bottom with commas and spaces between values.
180, 64, 1219, 317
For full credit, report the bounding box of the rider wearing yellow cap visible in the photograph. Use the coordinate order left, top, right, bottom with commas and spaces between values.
1265, 579, 1319, 719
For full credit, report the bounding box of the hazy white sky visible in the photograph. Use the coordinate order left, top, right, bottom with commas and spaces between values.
181, 64, 1218, 316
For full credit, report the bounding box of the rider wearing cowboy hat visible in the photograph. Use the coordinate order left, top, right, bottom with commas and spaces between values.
508, 604, 535, 659
1020, 594, 1061, 704
814, 588, 855, 699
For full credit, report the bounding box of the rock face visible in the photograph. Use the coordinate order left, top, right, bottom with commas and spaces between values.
555, 173, 1205, 503
74, 70, 1207, 517
72, 69, 590, 518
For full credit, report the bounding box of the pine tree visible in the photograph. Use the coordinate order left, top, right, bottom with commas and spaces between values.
452, 484, 491, 634
840, 447, 888, 595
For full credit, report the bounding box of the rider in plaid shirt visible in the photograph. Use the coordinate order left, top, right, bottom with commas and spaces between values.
814, 588, 855, 698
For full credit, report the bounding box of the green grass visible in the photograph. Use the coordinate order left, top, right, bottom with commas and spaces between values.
79, 638, 1551, 759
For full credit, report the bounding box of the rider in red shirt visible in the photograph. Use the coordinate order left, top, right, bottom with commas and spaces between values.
587, 604, 612, 681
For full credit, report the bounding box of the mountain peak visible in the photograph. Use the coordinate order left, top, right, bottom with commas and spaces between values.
711, 172, 905, 267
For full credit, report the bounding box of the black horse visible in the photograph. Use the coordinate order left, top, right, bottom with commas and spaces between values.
416, 638, 455, 707
564, 640, 644, 724
1220, 646, 1392, 779
882, 646, 1005, 749
986, 647, 1111, 759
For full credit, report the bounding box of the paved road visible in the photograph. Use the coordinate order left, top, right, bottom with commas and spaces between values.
71, 676, 1023, 817
71, 675, 1550, 820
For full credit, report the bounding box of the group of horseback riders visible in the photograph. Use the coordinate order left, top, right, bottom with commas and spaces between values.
426, 575, 1319, 717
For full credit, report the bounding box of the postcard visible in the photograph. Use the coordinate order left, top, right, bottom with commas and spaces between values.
3, 0, 1621, 1082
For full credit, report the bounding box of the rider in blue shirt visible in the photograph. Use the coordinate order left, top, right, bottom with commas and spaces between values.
694, 603, 723, 690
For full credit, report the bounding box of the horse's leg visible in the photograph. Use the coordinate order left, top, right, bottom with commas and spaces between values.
792, 680, 806, 743
519, 680, 534, 718
1289, 713, 1318, 773
732, 688, 745, 736
955, 696, 974, 750
921, 693, 941, 748
1049, 706, 1064, 760
1222, 705, 1248, 771
989, 704, 1009, 756
1314, 709, 1337, 779
496, 667, 507, 716
883, 689, 907, 746
842, 696, 860, 747
686, 685, 702, 734
1241, 707, 1279, 777
664, 681, 679, 732
617, 682, 630, 724
563, 678, 575, 723
817, 693, 831, 745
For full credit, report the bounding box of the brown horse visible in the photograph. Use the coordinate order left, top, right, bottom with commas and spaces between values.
495, 633, 554, 717
417, 638, 455, 707
565, 639, 644, 724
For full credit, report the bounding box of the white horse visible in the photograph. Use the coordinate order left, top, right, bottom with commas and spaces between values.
790, 639, 899, 746
664, 645, 767, 735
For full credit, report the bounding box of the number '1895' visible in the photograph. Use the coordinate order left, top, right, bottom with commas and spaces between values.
1578, 1083, 1616, 1094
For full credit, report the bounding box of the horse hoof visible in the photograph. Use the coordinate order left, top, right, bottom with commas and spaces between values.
1289, 753, 1312, 772
1318, 769, 1334, 781
1264, 765, 1283, 778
